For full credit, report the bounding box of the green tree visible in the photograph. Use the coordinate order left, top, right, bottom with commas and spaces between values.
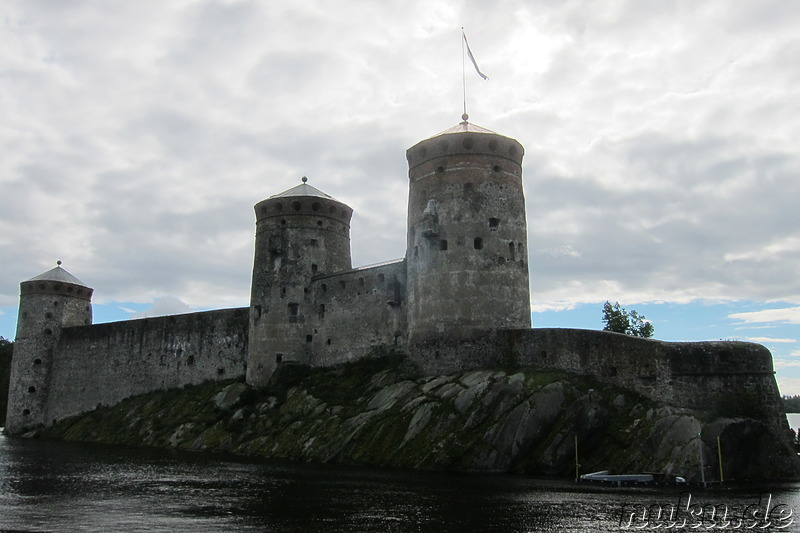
783, 395, 800, 413
602, 301, 654, 338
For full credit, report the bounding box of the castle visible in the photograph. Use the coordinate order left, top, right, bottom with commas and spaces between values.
4, 120, 789, 443
246, 120, 529, 385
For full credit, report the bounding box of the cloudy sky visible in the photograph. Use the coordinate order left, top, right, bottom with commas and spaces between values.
2, 1, 799, 392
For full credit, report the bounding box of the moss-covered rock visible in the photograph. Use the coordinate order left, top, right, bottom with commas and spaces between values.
34, 356, 800, 481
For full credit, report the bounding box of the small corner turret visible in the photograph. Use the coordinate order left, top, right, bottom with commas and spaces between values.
5, 261, 93, 434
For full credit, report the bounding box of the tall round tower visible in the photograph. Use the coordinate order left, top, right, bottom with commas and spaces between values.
247, 178, 353, 386
405, 120, 531, 350
5, 262, 93, 434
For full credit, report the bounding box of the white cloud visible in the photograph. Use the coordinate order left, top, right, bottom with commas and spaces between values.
773, 359, 800, 369
730, 307, 800, 325
745, 337, 798, 344
131, 296, 192, 319
777, 375, 800, 396
724, 236, 800, 263
531, 301, 581, 313
734, 325, 777, 331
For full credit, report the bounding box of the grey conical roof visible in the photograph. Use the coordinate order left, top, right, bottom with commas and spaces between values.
26, 264, 89, 287
270, 179, 343, 203
435, 121, 497, 136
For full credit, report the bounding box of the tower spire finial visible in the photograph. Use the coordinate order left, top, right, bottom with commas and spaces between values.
302, 176, 308, 183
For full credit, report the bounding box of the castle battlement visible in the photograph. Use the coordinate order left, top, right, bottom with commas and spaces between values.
406, 122, 524, 170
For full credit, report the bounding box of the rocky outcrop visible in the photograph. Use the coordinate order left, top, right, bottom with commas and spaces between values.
35, 356, 799, 481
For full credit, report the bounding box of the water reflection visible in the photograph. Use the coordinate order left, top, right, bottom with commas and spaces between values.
1, 432, 799, 532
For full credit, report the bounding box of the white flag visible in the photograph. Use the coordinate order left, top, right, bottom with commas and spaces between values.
462, 30, 488, 80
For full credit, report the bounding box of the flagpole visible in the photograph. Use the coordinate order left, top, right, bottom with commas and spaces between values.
461, 27, 468, 121
461, 28, 488, 122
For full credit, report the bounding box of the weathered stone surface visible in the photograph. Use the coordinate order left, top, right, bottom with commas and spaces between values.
435, 382, 464, 400
168, 422, 195, 447
213, 382, 249, 410
459, 370, 500, 389
403, 402, 435, 444
454, 379, 490, 414
279, 388, 323, 423
34, 358, 800, 481
367, 381, 415, 412
421, 375, 452, 394
7, 306, 249, 435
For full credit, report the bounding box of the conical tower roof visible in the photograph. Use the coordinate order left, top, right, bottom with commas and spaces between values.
270, 177, 342, 203
406, 117, 523, 169
26, 262, 90, 288
433, 120, 497, 136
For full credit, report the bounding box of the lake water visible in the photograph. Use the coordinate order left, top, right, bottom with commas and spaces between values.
1, 432, 800, 532
787, 413, 800, 432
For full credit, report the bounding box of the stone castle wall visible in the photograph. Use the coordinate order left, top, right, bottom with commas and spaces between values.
8, 309, 785, 437
308, 259, 407, 367
40, 307, 248, 427
409, 327, 783, 429
511, 328, 779, 413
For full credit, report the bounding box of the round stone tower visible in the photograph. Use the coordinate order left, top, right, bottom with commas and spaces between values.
5, 262, 93, 434
405, 119, 531, 350
247, 178, 353, 386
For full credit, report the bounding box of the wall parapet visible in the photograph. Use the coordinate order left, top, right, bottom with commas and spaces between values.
41, 307, 249, 429
409, 327, 780, 419
506, 328, 779, 415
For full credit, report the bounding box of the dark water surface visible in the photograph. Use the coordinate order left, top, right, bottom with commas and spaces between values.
1, 433, 799, 532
